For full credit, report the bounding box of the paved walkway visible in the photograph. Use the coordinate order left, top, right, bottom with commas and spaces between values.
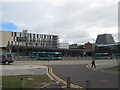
14, 59, 117, 65
0, 65, 47, 76
95, 62, 118, 70
87, 61, 119, 74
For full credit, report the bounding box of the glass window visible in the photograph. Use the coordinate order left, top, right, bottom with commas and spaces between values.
37, 34, 39, 38
44, 35, 46, 39
30, 34, 31, 38
11, 32, 13, 36
14, 32, 16, 37
2, 55, 6, 58
8, 41, 10, 45
20, 33, 21, 37
7, 54, 12, 58
33, 34, 35, 38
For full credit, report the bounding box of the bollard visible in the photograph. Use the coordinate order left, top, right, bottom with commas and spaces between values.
86, 80, 91, 89
67, 77, 71, 89
20, 77, 25, 89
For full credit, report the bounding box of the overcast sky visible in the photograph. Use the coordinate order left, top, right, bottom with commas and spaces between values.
0, 0, 119, 44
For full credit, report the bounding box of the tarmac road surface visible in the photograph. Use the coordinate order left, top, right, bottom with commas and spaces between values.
49, 64, 118, 88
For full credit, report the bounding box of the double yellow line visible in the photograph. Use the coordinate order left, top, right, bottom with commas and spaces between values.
48, 67, 85, 89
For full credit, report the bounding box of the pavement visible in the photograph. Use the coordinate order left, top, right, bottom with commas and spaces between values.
14, 59, 117, 65
87, 61, 119, 74
90, 62, 118, 70
0, 65, 47, 76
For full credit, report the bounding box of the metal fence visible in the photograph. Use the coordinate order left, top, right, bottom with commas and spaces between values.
14, 56, 92, 61
14, 55, 119, 61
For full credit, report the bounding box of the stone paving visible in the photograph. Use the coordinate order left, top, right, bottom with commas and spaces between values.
0, 65, 47, 76
14, 59, 117, 65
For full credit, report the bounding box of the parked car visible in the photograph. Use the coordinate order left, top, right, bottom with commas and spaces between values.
0, 54, 14, 65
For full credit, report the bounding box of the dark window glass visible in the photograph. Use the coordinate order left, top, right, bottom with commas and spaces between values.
37, 34, 39, 38
25, 34, 26, 37
11, 32, 13, 36
14, 32, 16, 37
13, 37, 15, 41
50, 35, 51, 39
53, 36, 58, 40
11, 41, 13, 45
44, 35, 46, 39
20, 33, 21, 37
26, 43, 27, 46
33, 39, 35, 42
8, 41, 10, 45
2, 55, 6, 58
33, 34, 35, 38
7, 54, 12, 58
29, 34, 31, 38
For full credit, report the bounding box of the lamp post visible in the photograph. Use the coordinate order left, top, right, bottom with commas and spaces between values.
92, 39, 95, 59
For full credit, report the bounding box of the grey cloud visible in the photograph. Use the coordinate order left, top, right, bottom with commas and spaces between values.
1, 1, 118, 44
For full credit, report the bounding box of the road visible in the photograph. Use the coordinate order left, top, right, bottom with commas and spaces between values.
49, 64, 118, 88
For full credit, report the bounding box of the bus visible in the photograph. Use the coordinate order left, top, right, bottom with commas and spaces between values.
112, 53, 120, 58
28, 52, 62, 60
94, 53, 111, 59
28, 52, 37, 59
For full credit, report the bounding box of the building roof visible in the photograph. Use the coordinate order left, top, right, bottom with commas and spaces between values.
95, 34, 115, 44
95, 43, 120, 47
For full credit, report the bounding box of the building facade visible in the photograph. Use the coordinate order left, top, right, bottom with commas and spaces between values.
94, 34, 120, 57
0, 30, 59, 48
59, 43, 69, 49
95, 34, 115, 45
69, 44, 78, 49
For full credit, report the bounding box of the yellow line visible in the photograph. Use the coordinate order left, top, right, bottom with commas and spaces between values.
48, 67, 84, 89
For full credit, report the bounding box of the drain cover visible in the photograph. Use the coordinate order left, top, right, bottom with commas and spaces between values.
29, 66, 33, 67
36, 68, 41, 69
100, 79, 109, 82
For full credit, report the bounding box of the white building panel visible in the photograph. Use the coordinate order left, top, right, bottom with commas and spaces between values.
59, 43, 69, 49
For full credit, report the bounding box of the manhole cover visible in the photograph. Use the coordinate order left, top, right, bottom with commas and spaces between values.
29, 66, 33, 67
100, 79, 109, 82
36, 68, 41, 69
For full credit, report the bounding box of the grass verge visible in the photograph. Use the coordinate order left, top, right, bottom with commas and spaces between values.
2, 74, 53, 88
112, 66, 120, 69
